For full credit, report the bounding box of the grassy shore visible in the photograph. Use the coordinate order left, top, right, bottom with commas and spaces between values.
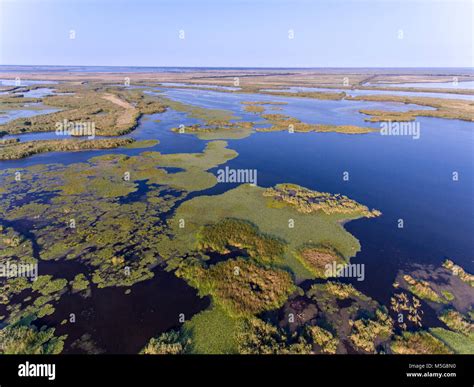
0, 138, 136, 160
350, 94, 474, 122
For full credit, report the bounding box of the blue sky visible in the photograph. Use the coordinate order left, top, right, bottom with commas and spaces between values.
1, 0, 472, 67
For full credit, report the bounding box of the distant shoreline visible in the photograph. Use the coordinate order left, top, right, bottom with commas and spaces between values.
1, 65, 473, 75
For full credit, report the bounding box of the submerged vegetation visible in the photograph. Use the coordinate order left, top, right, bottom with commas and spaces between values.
0, 139, 240, 347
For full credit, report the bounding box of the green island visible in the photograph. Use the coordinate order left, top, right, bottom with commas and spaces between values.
256, 113, 376, 134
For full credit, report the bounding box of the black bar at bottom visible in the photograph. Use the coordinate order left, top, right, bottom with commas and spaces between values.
0, 354, 471, 386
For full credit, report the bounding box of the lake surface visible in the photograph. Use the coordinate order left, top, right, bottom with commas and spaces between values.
1, 84, 473, 352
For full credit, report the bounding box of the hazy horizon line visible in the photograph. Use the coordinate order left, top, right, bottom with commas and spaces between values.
1, 64, 473, 71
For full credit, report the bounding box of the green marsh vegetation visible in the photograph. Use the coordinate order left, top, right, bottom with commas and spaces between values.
348, 309, 393, 353
294, 244, 346, 278
162, 183, 380, 280
401, 274, 448, 304
397, 264, 473, 308
143, 311, 317, 355
196, 218, 285, 264
140, 330, 191, 355
306, 325, 339, 354
351, 94, 474, 122
157, 96, 238, 125
390, 262, 474, 353
0, 140, 238, 287
142, 300, 345, 354
171, 121, 255, 140
305, 282, 394, 354
443, 259, 474, 287
182, 304, 243, 354
397, 262, 473, 309
243, 105, 265, 113
145, 182, 386, 354
0, 138, 19, 146
71, 274, 90, 293
390, 292, 423, 329
0, 224, 69, 325
255, 114, 376, 134
177, 258, 296, 318
0, 79, 385, 162
1, 74, 472, 355
235, 317, 313, 354
261, 90, 346, 101
0, 138, 135, 160
161, 97, 259, 140
123, 139, 159, 149
175, 280, 394, 355
390, 331, 452, 354
0, 322, 65, 354
164, 96, 373, 139
0, 82, 167, 137
0, 94, 43, 109
438, 309, 473, 336
155, 82, 346, 101
264, 183, 381, 217
0, 140, 241, 351
241, 101, 288, 114
430, 327, 474, 354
